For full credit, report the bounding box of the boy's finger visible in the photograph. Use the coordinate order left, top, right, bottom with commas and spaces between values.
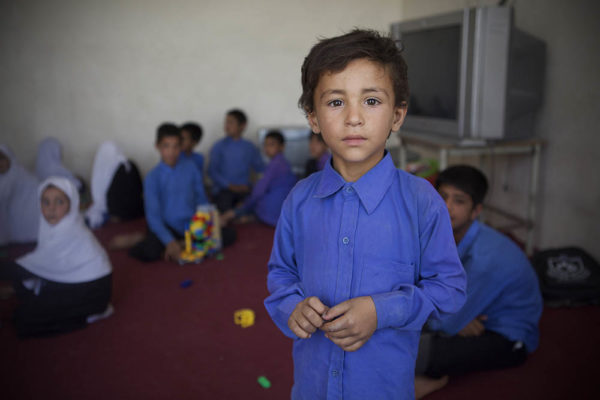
322, 315, 351, 333
289, 319, 311, 339
301, 306, 325, 328
322, 300, 351, 321
306, 296, 328, 315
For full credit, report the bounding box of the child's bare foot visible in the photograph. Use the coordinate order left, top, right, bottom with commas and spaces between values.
414, 375, 449, 399
108, 232, 145, 250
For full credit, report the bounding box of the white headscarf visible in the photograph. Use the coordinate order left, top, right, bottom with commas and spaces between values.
17, 176, 112, 283
0, 144, 40, 245
85, 141, 130, 229
35, 137, 82, 190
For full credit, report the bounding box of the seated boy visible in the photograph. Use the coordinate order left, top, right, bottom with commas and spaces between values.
208, 109, 264, 212
129, 123, 208, 263
179, 122, 205, 176
304, 131, 330, 177
221, 130, 297, 227
414, 165, 543, 399
264, 29, 467, 399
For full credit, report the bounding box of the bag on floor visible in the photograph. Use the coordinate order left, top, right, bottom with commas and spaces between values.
532, 247, 600, 307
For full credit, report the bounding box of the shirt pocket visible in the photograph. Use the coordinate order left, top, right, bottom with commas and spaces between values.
356, 260, 415, 296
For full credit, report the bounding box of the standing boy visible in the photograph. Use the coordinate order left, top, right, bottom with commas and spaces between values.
208, 109, 264, 212
264, 29, 467, 399
414, 165, 543, 399
129, 123, 208, 263
221, 130, 297, 227
179, 122, 205, 176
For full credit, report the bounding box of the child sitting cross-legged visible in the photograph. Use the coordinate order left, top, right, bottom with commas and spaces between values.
0, 176, 113, 338
221, 130, 297, 227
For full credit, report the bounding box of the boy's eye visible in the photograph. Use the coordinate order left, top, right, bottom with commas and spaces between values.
327, 99, 343, 107
365, 98, 381, 106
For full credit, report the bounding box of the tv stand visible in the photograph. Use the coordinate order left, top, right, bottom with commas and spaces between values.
397, 131, 544, 255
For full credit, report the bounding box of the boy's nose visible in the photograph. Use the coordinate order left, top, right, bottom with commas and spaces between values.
344, 103, 363, 127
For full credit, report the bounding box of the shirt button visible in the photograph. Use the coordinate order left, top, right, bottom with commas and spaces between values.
345, 186, 353, 193
342, 237, 349, 245
332, 370, 339, 377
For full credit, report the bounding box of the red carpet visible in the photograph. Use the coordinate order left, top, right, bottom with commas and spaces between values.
1, 219, 599, 399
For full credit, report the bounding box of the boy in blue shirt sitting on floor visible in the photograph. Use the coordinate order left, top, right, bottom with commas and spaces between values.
264, 29, 467, 400
208, 109, 264, 212
129, 123, 209, 263
414, 165, 543, 399
221, 130, 297, 227
179, 122, 205, 177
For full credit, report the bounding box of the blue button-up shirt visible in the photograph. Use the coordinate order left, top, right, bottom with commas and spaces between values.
239, 153, 297, 226
208, 137, 264, 193
179, 151, 205, 177
265, 153, 466, 400
144, 158, 208, 245
428, 220, 543, 352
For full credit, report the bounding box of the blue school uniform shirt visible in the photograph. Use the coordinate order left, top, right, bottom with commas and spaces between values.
144, 158, 208, 245
237, 153, 297, 226
208, 137, 264, 193
265, 153, 467, 400
179, 151, 205, 176
428, 220, 543, 352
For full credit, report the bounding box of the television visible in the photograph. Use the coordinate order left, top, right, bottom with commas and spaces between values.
257, 126, 312, 176
391, 5, 546, 142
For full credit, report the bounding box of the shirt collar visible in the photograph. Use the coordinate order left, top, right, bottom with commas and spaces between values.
457, 219, 480, 259
314, 152, 397, 215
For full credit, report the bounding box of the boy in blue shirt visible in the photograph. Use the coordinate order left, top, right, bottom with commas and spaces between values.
208, 109, 264, 212
179, 122, 205, 176
264, 29, 467, 399
221, 130, 297, 227
129, 123, 208, 263
414, 165, 543, 399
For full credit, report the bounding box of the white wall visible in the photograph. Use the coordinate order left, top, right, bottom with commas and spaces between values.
402, 0, 600, 259
0, 0, 402, 175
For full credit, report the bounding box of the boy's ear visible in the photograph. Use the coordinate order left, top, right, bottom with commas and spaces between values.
307, 112, 321, 134
391, 103, 408, 132
470, 203, 483, 221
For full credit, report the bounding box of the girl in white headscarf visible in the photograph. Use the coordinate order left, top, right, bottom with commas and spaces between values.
0, 176, 113, 337
35, 137, 82, 190
85, 141, 144, 229
0, 145, 40, 245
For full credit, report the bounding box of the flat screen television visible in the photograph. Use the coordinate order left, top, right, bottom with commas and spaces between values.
391, 5, 546, 142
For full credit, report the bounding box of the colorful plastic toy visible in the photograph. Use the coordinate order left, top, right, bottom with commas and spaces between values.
257, 376, 271, 389
234, 308, 255, 328
179, 205, 222, 264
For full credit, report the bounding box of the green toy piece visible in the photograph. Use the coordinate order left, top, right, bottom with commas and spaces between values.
257, 375, 271, 389
216, 253, 224, 261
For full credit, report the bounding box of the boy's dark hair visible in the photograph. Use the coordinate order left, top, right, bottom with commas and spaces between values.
226, 109, 247, 126
181, 122, 203, 142
310, 131, 325, 144
299, 29, 409, 114
265, 130, 285, 145
436, 165, 489, 206
156, 123, 181, 144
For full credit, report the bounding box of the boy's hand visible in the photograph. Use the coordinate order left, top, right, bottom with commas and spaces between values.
229, 184, 250, 193
288, 296, 329, 339
164, 240, 182, 262
321, 296, 377, 352
221, 210, 235, 226
458, 315, 487, 337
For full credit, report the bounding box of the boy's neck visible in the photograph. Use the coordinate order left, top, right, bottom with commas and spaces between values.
332, 152, 384, 183
183, 150, 192, 156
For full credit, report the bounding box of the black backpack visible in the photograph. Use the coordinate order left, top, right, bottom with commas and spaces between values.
532, 247, 600, 307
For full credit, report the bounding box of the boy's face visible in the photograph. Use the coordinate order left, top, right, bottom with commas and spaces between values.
156, 136, 181, 167
0, 151, 10, 174
180, 129, 196, 153
224, 115, 245, 138
41, 186, 70, 225
263, 137, 283, 159
307, 58, 406, 178
438, 184, 482, 241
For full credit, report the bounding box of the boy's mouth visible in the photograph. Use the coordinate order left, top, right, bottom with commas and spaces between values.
343, 135, 366, 146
